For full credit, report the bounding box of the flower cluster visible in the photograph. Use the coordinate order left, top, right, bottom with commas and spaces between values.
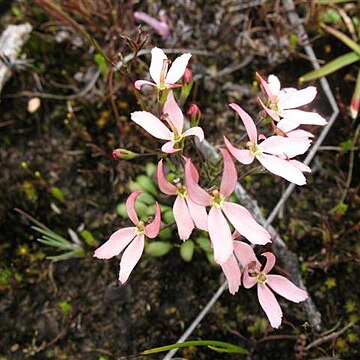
95, 48, 327, 328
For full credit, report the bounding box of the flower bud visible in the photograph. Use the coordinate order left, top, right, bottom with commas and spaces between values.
187, 103, 201, 126
112, 148, 139, 160
182, 67, 193, 84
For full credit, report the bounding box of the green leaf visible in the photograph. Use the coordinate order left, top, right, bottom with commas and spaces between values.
145, 241, 172, 257
50, 186, 65, 203
321, 24, 360, 56
141, 340, 248, 355
163, 210, 175, 224
136, 175, 158, 195
180, 240, 195, 262
137, 192, 156, 205
117, 203, 127, 218
299, 51, 360, 82
195, 237, 212, 252
94, 53, 109, 76
158, 227, 172, 240
80, 229, 98, 246
146, 163, 157, 177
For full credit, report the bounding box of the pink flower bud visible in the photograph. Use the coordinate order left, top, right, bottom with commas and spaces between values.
182, 67, 193, 84
187, 103, 201, 126
112, 148, 139, 160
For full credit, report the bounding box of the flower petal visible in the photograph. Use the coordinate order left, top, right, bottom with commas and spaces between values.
182, 126, 204, 142
256, 153, 307, 185
222, 202, 271, 245
184, 158, 212, 206
163, 91, 184, 134
145, 202, 161, 238
126, 190, 142, 225
94, 227, 136, 259
289, 159, 311, 173
257, 72, 276, 100
173, 195, 194, 240
262, 252, 276, 274
242, 267, 257, 288
185, 196, 208, 231
268, 75, 281, 98
229, 103, 258, 143
149, 47, 167, 85
266, 275, 308, 303
119, 234, 144, 284
285, 129, 314, 138
161, 140, 180, 154
259, 136, 311, 158
281, 109, 327, 126
257, 283, 283, 329
221, 254, 241, 295
157, 159, 177, 195
219, 148, 237, 198
233, 240, 260, 269
131, 111, 172, 140
258, 97, 280, 122
278, 86, 317, 109
134, 80, 156, 91
208, 207, 233, 264
224, 136, 255, 165
165, 53, 192, 84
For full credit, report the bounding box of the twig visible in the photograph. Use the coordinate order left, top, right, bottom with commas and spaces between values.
305, 322, 354, 351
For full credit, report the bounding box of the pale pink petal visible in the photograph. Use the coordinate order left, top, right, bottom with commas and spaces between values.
126, 190, 142, 225
145, 202, 161, 238
276, 118, 300, 133
157, 159, 177, 195
256, 72, 275, 100
278, 86, 317, 109
184, 158, 212, 206
94, 227, 136, 259
119, 234, 144, 284
256, 153, 307, 185
233, 240, 260, 269
268, 75, 281, 98
183, 156, 200, 183
165, 53, 192, 84
133, 12, 169, 39
163, 91, 183, 134
185, 196, 208, 231
258, 97, 280, 122
221, 254, 241, 295
134, 80, 156, 90
161, 141, 180, 154
149, 47, 167, 85
182, 126, 204, 142
285, 129, 314, 138
259, 136, 311, 158
281, 109, 327, 126
242, 267, 257, 288
257, 283, 283, 328
229, 103, 258, 143
219, 148, 237, 198
131, 111, 172, 140
289, 159, 311, 173
208, 207, 233, 264
222, 202, 271, 245
262, 252, 276, 274
173, 196, 194, 240
224, 136, 255, 165
266, 275, 308, 303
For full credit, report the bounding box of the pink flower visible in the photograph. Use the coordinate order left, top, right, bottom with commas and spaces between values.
94, 190, 161, 284
185, 149, 271, 264
157, 159, 208, 240
134, 12, 170, 40
224, 103, 311, 185
131, 91, 204, 153
135, 47, 191, 91
257, 73, 327, 132
243, 252, 308, 328
221, 236, 260, 295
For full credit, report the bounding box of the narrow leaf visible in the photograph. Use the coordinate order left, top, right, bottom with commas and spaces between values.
299, 51, 359, 82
